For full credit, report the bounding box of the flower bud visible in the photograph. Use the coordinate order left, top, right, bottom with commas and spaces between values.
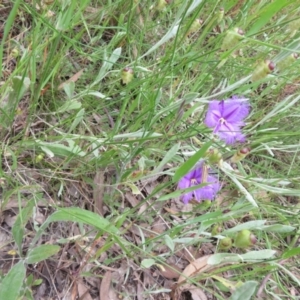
157, 0, 170, 11
206, 148, 222, 164
277, 53, 298, 72
219, 237, 232, 251
187, 19, 203, 36
234, 229, 257, 249
11, 48, 19, 58
221, 27, 244, 51
217, 8, 224, 23
251, 60, 275, 82
198, 200, 212, 209
43, 0, 55, 4
231, 147, 250, 163
211, 224, 222, 236
121, 67, 134, 85
287, 18, 300, 37
35, 153, 45, 163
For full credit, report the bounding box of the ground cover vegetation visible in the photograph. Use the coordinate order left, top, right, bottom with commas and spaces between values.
0, 0, 300, 299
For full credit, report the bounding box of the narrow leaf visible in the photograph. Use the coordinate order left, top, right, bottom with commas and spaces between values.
173, 141, 212, 182
282, 247, 300, 259
153, 143, 180, 173
26, 245, 60, 264
247, 0, 290, 36
31, 207, 119, 247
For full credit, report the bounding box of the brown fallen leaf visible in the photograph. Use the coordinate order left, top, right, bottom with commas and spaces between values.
58, 69, 84, 90
190, 287, 208, 300
93, 171, 104, 216
100, 271, 111, 300
77, 280, 93, 300
100, 271, 118, 300
158, 263, 182, 279
172, 256, 212, 300
178, 255, 212, 284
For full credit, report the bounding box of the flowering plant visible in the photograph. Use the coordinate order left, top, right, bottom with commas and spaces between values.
205, 96, 250, 145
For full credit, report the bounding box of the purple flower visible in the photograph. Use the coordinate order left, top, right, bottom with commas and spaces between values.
178, 162, 220, 204
204, 96, 250, 145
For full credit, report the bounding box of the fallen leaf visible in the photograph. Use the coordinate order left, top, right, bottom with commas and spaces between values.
93, 171, 105, 216
158, 263, 182, 279
190, 287, 208, 300
77, 280, 93, 300
100, 271, 118, 300
100, 271, 111, 300
178, 255, 212, 284
58, 69, 84, 90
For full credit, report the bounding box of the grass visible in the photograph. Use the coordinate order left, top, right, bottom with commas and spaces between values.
1, 0, 300, 299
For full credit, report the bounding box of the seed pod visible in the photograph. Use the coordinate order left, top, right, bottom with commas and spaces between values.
121, 67, 134, 85
211, 224, 223, 236
251, 60, 275, 82
221, 27, 244, 51
234, 229, 257, 249
35, 153, 45, 163
231, 147, 250, 163
219, 237, 232, 251
277, 53, 298, 72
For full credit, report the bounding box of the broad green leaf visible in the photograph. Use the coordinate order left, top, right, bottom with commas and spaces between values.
208, 250, 276, 265
31, 207, 119, 247
230, 281, 258, 300
63, 81, 75, 99
221, 220, 266, 234
26, 245, 60, 264
0, 261, 26, 300
141, 258, 156, 268
241, 250, 277, 261
173, 141, 212, 182
11, 76, 31, 102
247, 0, 290, 36
258, 224, 295, 233
57, 100, 82, 113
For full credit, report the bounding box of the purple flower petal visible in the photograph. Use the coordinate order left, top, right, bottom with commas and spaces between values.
222, 98, 250, 123
177, 163, 221, 204
204, 96, 250, 145
217, 128, 246, 144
